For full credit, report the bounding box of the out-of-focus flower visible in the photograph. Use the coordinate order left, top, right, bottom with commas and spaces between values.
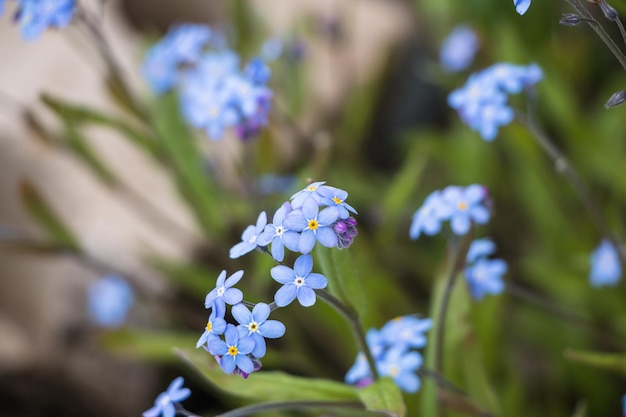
514, 0, 532, 15
589, 239, 622, 287
440, 25, 479, 72
16, 0, 76, 41
87, 275, 134, 327
377, 348, 423, 393
464, 238, 507, 300
142, 377, 191, 417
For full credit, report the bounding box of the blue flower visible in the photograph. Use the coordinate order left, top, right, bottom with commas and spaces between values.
16, 0, 75, 41
466, 238, 496, 263
230, 211, 270, 258
208, 324, 256, 375
377, 348, 423, 393
514, 0, 532, 15
204, 270, 244, 311
245, 57, 272, 85
271, 254, 328, 307
345, 329, 386, 385
290, 181, 327, 208
465, 258, 507, 300
161, 23, 212, 63
284, 197, 340, 253
261, 38, 284, 61
380, 316, 433, 352
262, 202, 300, 262
589, 239, 622, 287
622, 394, 626, 417
87, 275, 134, 327
319, 186, 357, 219
440, 185, 490, 235
409, 190, 449, 239
449, 62, 542, 141
232, 302, 286, 358
142, 376, 191, 417
196, 309, 227, 349
0, 0, 5, 16
440, 25, 479, 72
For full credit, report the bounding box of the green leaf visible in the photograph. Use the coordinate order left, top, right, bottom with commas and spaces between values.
64, 124, 119, 186
101, 330, 198, 363
564, 349, 626, 374
356, 378, 406, 417
150, 258, 215, 297
176, 347, 360, 402
19, 180, 79, 250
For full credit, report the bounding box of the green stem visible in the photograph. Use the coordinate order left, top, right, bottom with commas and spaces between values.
316, 289, 380, 380
565, 0, 626, 70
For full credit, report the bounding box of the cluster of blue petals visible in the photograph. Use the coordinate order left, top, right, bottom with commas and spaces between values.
345, 316, 432, 393
464, 238, 507, 300
143, 377, 191, 417
409, 184, 490, 239
439, 25, 479, 73
448, 62, 542, 141
142, 23, 273, 141
2, 0, 75, 40
589, 239, 622, 287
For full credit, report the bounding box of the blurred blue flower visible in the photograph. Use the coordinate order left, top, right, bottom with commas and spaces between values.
230, 211, 270, 259
88, 275, 134, 327
622, 394, 626, 417
380, 316, 433, 351
16, 0, 75, 41
196, 309, 227, 349
261, 38, 283, 60
514, 0, 532, 15
284, 197, 340, 253
409, 190, 448, 239
0, 0, 5, 15
449, 62, 542, 140
143, 376, 191, 417
208, 324, 256, 375
232, 302, 286, 358
589, 239, 622, 287
377, 348, 423, 393
466, 238, 496, 263
271, 254, 328, 307
263, 202, 300, 262
204, 270, 244, 311
440, 185, 490, 235
465, 258, 507, 300
440, 25, 479, 72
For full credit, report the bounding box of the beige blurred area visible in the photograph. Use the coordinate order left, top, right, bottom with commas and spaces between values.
0, 0, 413, 415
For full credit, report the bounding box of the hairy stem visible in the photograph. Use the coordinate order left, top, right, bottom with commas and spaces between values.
316, 289, 380, 380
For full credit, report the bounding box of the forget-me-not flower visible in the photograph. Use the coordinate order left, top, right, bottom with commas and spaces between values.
380, 316, 433, 351
16, 0, 76, 41
262, 202, 300, 262
440, 25, 479, 72
88, 275, 134, 327
232, 302, 286, 358
377, 348, 423, 393
440, 185, 490, 235
409, 190, 449, 239
466, 238, 496, 263
230, 211, 270, 258
196, 309, 227, 349
290, 181, 327, 208
514, 0, 532, 15
284, 197, 340, 253
271, 254, 328, 307
208, 324, 256, 375
465, 258, 507, 300
205, 270, 244, 311
319, 185, 357, 219
142, 376, 191, 417
589, 239, 622, 287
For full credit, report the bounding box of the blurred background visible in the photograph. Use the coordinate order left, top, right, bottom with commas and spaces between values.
0, 0, 625, 416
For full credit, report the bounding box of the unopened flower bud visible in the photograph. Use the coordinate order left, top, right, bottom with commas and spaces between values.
599, 0, 618, 21
560, 13, 582, 26
605, 90, 626, 108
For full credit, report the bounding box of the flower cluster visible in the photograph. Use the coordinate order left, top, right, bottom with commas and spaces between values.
345, 316, 432, 393
589, 239, 622, 287
142, 23, 272, 141
1, 0, 75, 40
409, 184, 490, 239
439, 25, 479, 73
448, 62, 543, 141
197, 181, 358, 377
143, 376, 191, 417
464, 238, 507, 300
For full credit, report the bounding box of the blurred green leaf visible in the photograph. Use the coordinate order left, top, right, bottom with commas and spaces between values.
150, 258, 214, 297
102, 329, 198, 362
64, 124, 120, 186
565, 349, 626, 374
356, 378, 406, 417
177, 347, 360, 402
19, 180, 79, 250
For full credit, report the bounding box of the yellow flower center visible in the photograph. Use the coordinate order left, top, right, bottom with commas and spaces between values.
206, 321, 212, 332
308, 219, 319, 230
228, 346, 238, 357
389, 366, 399, 377
332, 196, 343, 205
307, 185, 318, 192
458, 201, 468, 211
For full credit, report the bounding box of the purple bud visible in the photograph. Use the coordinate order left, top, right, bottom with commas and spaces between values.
355, 377, 373, 388
333, 221, 348, 234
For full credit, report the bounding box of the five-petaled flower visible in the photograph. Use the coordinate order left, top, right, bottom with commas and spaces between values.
143, 376, 191, 417
232, 302, 286, 358
196, 309, 227, 349
284, 197, 340, 253
271, 254, 328, 307
208, 324, 256, 375
205, 270, 244, 312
